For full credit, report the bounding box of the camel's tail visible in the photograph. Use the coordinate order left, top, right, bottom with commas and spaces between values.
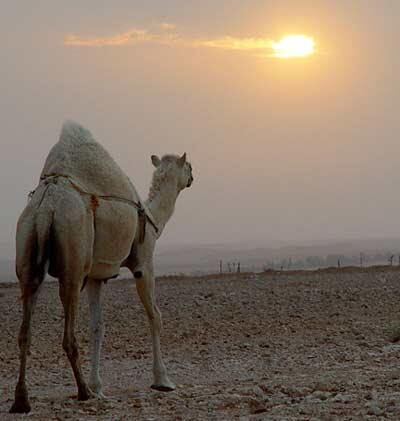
16, 204, 53, 297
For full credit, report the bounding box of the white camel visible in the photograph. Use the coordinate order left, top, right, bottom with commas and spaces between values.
10, 121, 193, 413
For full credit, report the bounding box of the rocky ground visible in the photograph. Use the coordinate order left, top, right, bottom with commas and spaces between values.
1, 267, 400, 420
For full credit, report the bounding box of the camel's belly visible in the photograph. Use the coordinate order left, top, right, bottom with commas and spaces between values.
88, 262, 121, 280
90, 200, 137, 279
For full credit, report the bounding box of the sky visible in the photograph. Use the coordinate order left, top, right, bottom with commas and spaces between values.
1, 1, 400, 253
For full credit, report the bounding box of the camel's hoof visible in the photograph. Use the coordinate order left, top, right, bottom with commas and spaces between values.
93, 391, 110, 400
9, 399, 31, 414
151, 383, 176, 392
78, 386, 92, 401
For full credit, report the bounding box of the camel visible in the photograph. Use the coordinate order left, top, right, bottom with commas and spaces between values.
10, 121, 194, 413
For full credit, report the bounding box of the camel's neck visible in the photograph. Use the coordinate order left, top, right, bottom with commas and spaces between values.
145, 181, 179, 236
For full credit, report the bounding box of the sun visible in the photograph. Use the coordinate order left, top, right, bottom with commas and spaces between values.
272, 35, 315, 58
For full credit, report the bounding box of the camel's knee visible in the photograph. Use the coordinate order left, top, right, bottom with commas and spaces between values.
62, 336, 71, 354
62, 336, 78, 359
17, 322, 32, 350
154, 305, 162, 322
149, 305, 162, 330
18, 330, 28, 349
89, 306, 103, 334
89, 313, 103, 339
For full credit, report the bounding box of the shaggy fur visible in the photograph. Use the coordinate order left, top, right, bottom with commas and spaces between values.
147, 155, 183, 199
42, 121, 141, 200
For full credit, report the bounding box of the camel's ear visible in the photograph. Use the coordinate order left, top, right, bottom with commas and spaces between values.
177, 152, 186, 168
151, 155, 161, 168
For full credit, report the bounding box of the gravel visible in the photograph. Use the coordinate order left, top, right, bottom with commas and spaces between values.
1, 267, 400, 419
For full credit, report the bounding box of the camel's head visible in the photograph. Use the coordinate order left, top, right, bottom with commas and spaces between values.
151, 153, 193, 192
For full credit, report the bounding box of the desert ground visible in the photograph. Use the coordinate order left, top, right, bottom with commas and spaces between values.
1, 267, 400, 420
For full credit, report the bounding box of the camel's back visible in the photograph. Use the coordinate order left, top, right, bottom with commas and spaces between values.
41, 121, 139, 200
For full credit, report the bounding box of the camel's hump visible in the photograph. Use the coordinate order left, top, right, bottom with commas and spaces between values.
60, 120, 97, 146
40, 121, 140, 201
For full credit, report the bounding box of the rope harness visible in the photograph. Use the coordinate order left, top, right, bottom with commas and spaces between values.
30, 173, 158, 243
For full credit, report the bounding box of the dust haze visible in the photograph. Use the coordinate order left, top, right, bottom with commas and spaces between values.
1, 1, 400, 269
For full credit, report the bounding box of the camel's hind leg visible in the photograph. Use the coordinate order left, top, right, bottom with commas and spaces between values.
53, 190, 94, 401
86, 278, 105, 397
59, 279, 91, 401
135, 269, 175, 391
9, 283, 42, 413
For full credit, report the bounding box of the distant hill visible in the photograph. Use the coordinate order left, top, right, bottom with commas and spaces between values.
154, 237, 400, 275
2, 238, 400, 281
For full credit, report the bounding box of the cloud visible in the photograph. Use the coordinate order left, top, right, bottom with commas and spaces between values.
64, 28, 179, 47
65, 29, 155, 47
158, 22, 176, 31
64, 22, 179, 47
64, 25, 274, 54
196, 36, 273, 51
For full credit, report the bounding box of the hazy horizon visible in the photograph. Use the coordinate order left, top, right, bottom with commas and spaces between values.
1, 1, 400, 251
2, 235, 400, 281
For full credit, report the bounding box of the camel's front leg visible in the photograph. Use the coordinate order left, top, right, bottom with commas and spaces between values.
135, 269, 175, 391
86, 278, 105, 397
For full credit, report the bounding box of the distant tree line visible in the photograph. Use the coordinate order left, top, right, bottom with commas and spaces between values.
218, 251, 400, 273
220, 260, 241, 273
263, 251, 400, 271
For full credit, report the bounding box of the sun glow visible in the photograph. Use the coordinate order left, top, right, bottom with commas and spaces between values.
272, 35, 315, 58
